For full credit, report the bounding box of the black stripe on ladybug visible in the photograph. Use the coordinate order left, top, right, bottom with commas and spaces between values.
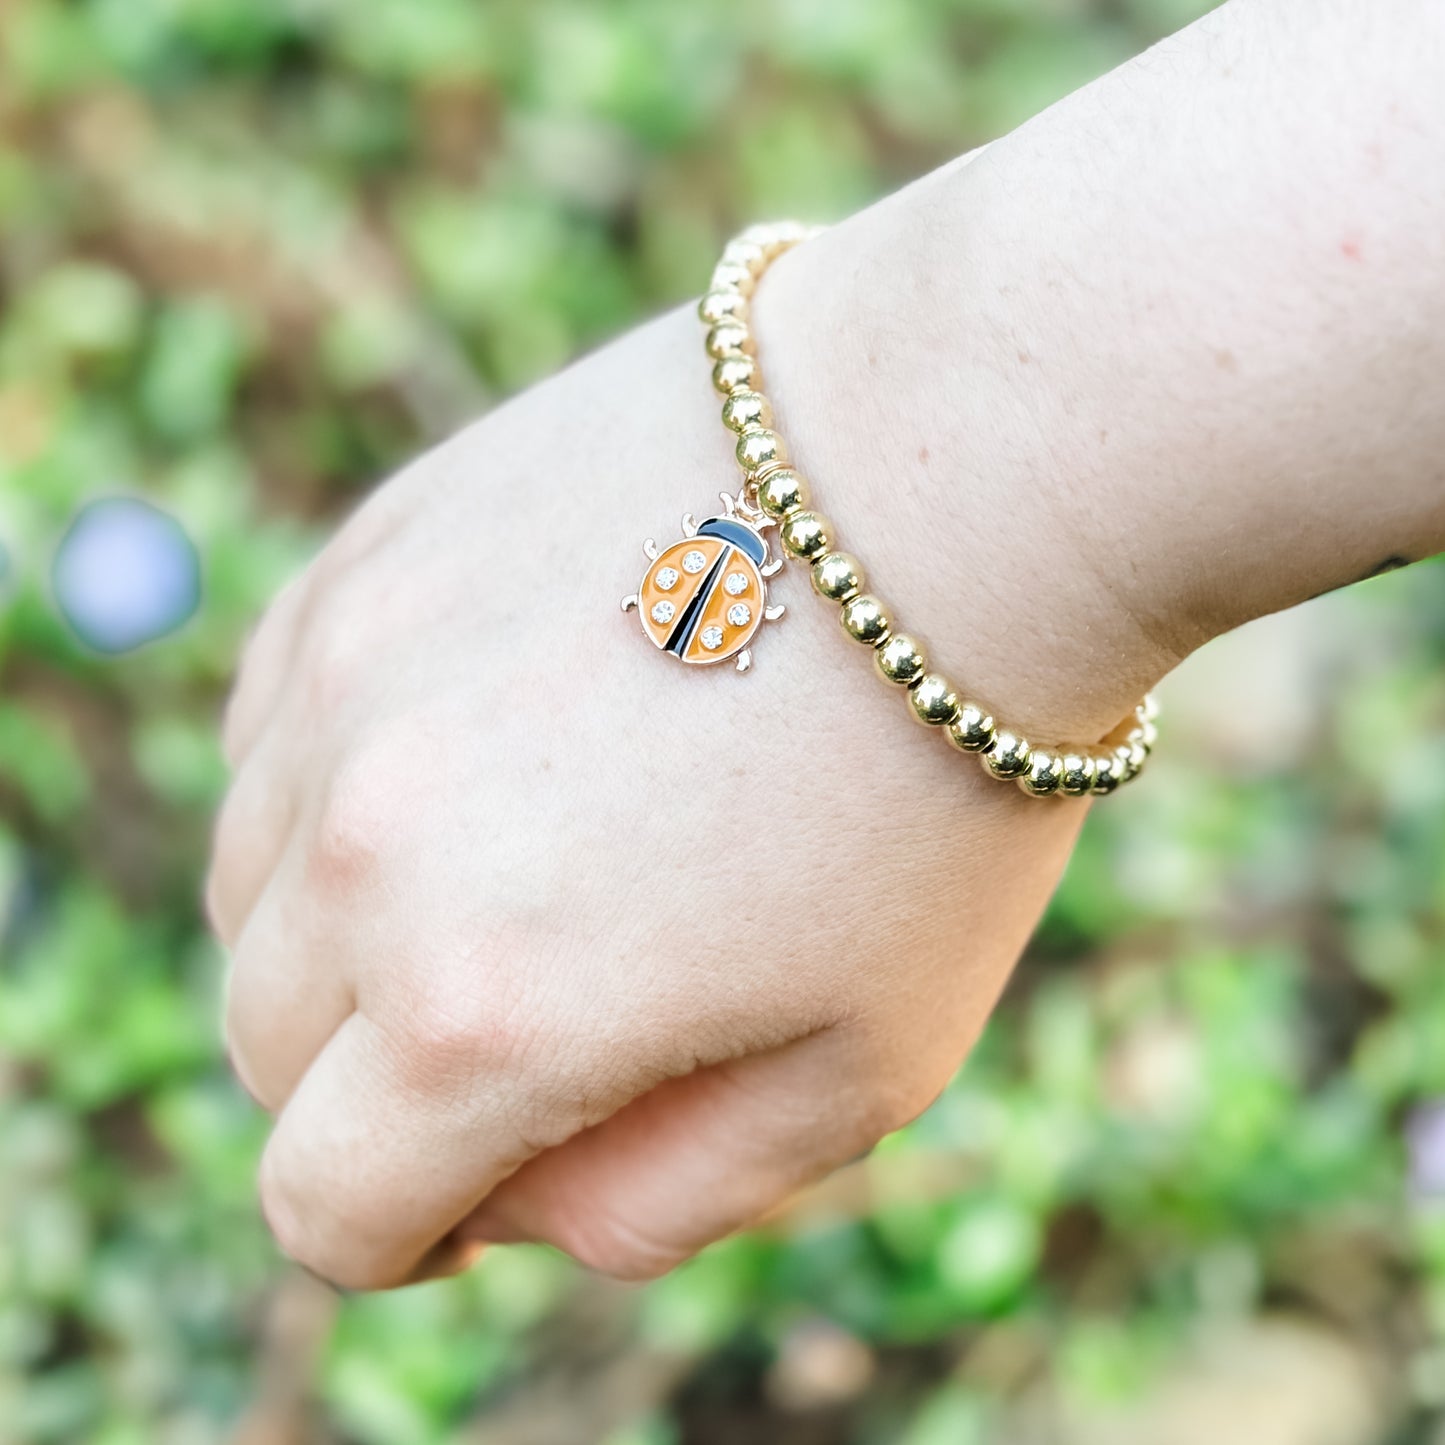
663, 514, 768, 658
665, 550, 730, 655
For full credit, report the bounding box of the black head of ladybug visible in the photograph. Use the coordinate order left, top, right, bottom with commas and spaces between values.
696, 515, 767, 565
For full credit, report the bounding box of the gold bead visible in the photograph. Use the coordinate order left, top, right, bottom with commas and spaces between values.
909, 672, 960, 725
721, 238, 767, 275
839, 594, 890, 645
1115, 739, 1148, 782
1018, 750, 1065, 797
736, 427, 787, 477
811, 551, 863, 602
756, 468, 808, 519
1128, 716, 1159, 752
712, 355, 757, 394
982, 731, 1031, 779
779, 510, 832, 561
737, 221, 781, 251
1058, 753, 1097, 796
698, 289, 748, 325
1090, 754, 1123, 795
742, 219, 809, 252
737, 222, 803, 259
722, 390, 772, 433
711, 261, 755, 296
876, 633, 926, 686
705, 320, 752, 360
946, 704, 996, 754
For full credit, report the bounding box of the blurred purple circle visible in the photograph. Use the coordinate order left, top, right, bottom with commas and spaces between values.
52, 497, 201, 654
1407, 1100, 1445, 1200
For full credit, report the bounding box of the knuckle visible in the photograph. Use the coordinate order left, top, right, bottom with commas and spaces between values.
321, 496, 403, 571
876, 1072, 947, 1139
223, 576, 310, 744
222, 1001, 263, 1102
231, 612, 284, 697
560, 1209, 692, 1283
223, 981, 286, 1114
377, 979, 611, 1163
203, 854, 237, 945
832, 1030, 951, 1143
203, 843, 239, 947
208, 776, 259, 888
257, 1150, 318, 1273
307, 731, 415, 891
222, 1033, 269, 1112
258, 1150, 406, 1291
390, 994, 493, 1091
219, 687, 255, 766
383, 978, 552, 1104
304, 616, 369, 713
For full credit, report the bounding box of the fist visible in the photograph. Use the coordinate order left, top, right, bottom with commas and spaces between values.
207, 299, 1093, 1289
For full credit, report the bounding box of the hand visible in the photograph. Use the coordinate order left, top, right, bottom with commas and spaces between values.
209, 0, 1445, 1290
206, 279, 1146, 1289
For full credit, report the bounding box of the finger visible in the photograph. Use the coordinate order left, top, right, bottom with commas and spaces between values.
257, 1001, 632, 1290
222, 572, 311, 768
449, 1028, 919, 1281
223, 850, 355, 1111
206, 722, 301, 946
223, 504, 408, 769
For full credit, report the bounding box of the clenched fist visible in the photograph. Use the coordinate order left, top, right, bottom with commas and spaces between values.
210, 0, 1445, 1288
207, 273, 1131, 1289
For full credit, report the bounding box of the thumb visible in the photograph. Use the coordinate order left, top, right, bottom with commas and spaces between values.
452, 1027, 929, 1281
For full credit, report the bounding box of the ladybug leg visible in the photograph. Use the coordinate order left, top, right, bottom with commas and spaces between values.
681, 512, 699, 537
735, 648, 753, 673
764, 603, 786, 621
761, 557, 785, 578
643, 538, 660, 560
620, 593, 639, 613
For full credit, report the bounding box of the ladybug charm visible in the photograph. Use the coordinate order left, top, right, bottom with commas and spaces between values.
622, 490, 786, 672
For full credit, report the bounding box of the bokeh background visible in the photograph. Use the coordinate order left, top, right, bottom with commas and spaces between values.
5, 1, 1445, 1442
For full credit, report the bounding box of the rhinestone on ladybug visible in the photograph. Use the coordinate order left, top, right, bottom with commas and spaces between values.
622, 491, 786, 672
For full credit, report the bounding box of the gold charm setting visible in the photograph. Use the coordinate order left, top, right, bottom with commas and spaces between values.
621, 490, 786, 673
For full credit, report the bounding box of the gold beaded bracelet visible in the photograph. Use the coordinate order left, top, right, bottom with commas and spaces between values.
622, 221, 1158, 798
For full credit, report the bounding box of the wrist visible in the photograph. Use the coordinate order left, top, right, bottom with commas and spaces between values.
750, 0, 1445, 749
749, 186, 1180, 750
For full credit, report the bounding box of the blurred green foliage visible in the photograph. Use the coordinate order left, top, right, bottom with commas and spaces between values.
4, 0, 1445, 1442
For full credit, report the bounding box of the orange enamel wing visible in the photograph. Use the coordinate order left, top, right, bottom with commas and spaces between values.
638, 517, 768, 664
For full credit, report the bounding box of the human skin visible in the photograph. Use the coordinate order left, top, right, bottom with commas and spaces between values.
208, 0, 1445, 1289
